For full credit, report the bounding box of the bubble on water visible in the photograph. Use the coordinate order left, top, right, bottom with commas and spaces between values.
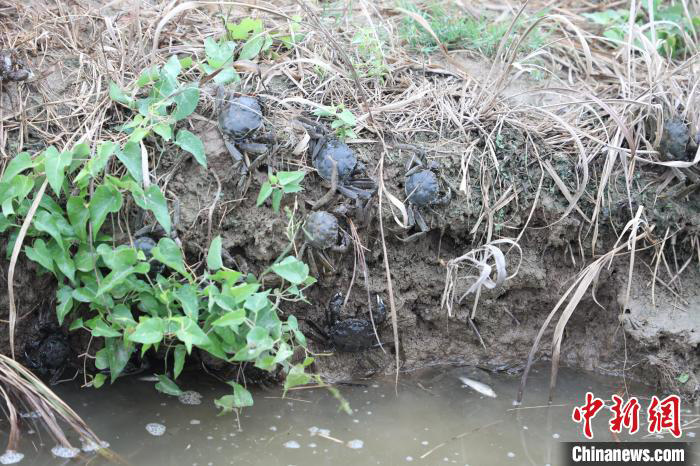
178, 391, 203, 405
146, 423, 166, 436
308, 426, 330, 437
269, 426, 277, 432
552, 433, 560, 439
0, 451, 23, 464
81, 439, 110, 452
283, 441, 300, 449
506, 452, 515, 458
190, 419, 201, 425
406, 457, 413, 462
51, 446, 80, 458
346, 440, 364, 449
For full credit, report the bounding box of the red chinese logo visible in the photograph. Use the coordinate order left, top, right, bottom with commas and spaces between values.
609, 395, 640, 434
571, 393, 682, 439
572, 392, 604, 439
647, 395, 681, 438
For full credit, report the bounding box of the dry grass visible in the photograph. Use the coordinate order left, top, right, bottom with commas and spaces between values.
0, 355, 119, 461
0, 0, 698, 420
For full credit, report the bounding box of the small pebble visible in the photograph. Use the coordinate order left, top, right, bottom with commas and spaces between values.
283, 441, 300, 449
51, 446, 80, 458
346, 439, 364, 449
146, 423, 166, 436
0, 451, 23, 464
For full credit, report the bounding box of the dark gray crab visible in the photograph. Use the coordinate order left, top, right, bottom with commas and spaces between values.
217, 90, 274, 181
133, 235, 165, 277
25, 330, 70, 384
306, 293, 386, 352
403, 158, 451, 241
299, 210, 350, 276
298, 118, 376, 208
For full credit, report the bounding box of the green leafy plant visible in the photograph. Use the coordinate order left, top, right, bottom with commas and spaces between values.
201, 17, 275, 85
312, 105, 358, 140
110, 55, 205, 168
352, 27, 390, 80
1, 43, 318, 412
257, 171, 306, 212
583, 1, 700, 58
398, 2, 548, 56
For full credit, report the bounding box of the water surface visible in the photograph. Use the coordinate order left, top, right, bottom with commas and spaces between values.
10, 365, 698, 465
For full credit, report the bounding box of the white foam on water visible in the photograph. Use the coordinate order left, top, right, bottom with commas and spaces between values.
0, 451, 23, 464
51, 446, 79, 458
178, 391, 203, 406
346, 439, 364, 449
283, 441, 301, 449
81, 439, 110, 452
146, 423, 166, 436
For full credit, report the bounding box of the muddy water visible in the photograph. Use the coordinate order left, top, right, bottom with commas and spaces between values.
13, 365, 698, 465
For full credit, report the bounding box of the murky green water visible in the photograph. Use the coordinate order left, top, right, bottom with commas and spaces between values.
8, 365, 698, 465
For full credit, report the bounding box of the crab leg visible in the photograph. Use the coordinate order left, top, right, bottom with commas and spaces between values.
311, 159, 338, 210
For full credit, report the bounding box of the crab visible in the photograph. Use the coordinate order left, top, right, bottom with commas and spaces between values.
25, 329, 70, 384
299, 210, 350, 277
402, 157, 451, 241
306, 292, 387, 352
1, 50, 32, 83
132, 235, 165, 276
217, 89, 274, 186
298, 118, 376, 209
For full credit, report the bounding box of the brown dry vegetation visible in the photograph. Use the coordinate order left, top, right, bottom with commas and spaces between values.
0, 0, 699, 450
